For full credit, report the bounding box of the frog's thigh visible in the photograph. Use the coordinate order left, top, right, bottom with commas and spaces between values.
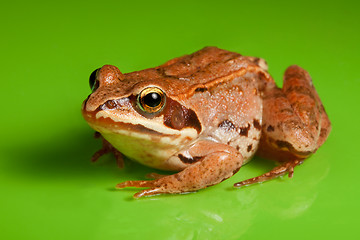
116, 141, 243, 198
258, 65, 331, 161
282, 65, 331, 146
234, 66, 331, 188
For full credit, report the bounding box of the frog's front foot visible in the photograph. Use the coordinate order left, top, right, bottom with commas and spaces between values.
91, 132, 124, 168
116, 180, 164, 198
115, 173, 169, 198
116, 141, 243, 198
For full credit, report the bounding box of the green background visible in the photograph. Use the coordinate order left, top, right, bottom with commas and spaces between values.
1, 0, 359, 239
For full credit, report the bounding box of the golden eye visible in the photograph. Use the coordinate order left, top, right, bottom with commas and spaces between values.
137, 87, 166, 113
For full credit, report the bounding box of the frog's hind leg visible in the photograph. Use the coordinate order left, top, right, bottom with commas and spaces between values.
91, 132, 124, 168
282, 65, 331, 146
234, 65, 331, 188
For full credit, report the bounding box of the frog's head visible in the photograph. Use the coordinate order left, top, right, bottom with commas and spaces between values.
82, 65, 201, 170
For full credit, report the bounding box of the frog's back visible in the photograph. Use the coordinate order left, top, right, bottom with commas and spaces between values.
125, 47, 270, 99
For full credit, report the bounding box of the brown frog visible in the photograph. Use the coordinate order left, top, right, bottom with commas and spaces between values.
82, 47, 331, 198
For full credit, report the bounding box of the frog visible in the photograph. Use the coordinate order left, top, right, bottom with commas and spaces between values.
82, 47, 331, 198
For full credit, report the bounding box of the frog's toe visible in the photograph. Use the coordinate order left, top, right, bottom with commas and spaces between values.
116, 180, 166, 198
133, 188, 166, 198
91, 132, 125, 168
233, 159, 303, 188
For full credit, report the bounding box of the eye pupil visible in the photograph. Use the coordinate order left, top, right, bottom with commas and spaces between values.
144, 92, 161, 108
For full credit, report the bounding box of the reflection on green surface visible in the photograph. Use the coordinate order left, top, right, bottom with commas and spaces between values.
1, 0, 359, 239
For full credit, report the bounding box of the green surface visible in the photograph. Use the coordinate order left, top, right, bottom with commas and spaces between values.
1, 1, 359, 239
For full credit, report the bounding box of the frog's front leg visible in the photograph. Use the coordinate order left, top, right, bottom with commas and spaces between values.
116, 141, 243, 198
91, 132, 124, 168
235, 65, 331, 187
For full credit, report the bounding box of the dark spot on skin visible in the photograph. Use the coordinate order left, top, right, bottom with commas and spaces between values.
276, 140, 294, 149
267, 125, 275, 132
313, 120, 319, 129
218, 120, 237, 131
195, 87, 208, 92
253, 119, 261, 130
262, 137, 313, 159
219, 121, 251, 137
247, 144, 252, 152
178, 154, 203, 164
236, 146, 240, 151
275, 140, 312, 156
163, 98, 202, 134
232, 167, 241, 175
240, 124, 250, 137
320, 128, 328, 138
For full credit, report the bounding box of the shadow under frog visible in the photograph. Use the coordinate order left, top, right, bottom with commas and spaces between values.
1, 129, 153, 181
2, 127, 329, 239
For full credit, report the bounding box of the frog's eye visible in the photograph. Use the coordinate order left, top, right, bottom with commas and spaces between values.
89, 68, 100, 92
137, 87, 166, 114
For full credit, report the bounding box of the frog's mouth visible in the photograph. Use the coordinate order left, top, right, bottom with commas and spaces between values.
82, 103, 199, 147
84, 113, 179, 139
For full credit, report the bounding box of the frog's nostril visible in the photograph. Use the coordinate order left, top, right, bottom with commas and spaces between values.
89, 68, 101, 92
